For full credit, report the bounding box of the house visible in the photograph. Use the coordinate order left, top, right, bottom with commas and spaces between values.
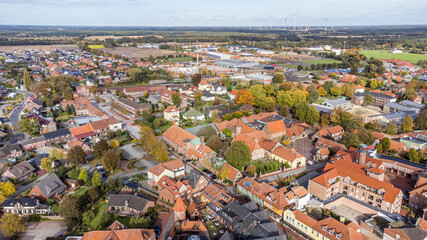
210, 84, 227, 95
2, 198, 51, 216
263, 120, 287, 140
107, 194, 155, 216
187, 169, 209, 198
271, 146, 306, 169
117, 98, 151, 116
322, 98, 350, 109
0, 143, 23, 160
315, 137, 347, 151
43, 129, 73, 145
23, 96, 43, 111
308, 157, 402, 213
162, 125, 215, 160
183, 109, 205, 121
222, 163, 243, 183
198, 79, 211, 91
316, 148, 330, 161
285, 124, 309, 142
65, 139, 91, 152
28, 173, 67, 202
122, 181, 139, 193
147, 158, 185, 183
233, 131, 268, 160
76, 85, 90, 97
27, 113, 57, 133
408, 172, 427, 211
283, 209, 363, 240
157, 176, 191, 204
180, 220, 208, 234
217, 200, 286, 239
20, 136, 47, 151
161, 89, 188, 109
89, 116, 122, 135
201, 91, 215, 101
82, 229, 156, 240
313, 126, 345, 141
163, 106, 180, 122
201, 184, 232, 210
351, 92, 396, 106
288, 186, 311, 210
383, 225, 427, 240
69, 124, 96, 140
2, 161, 36, 181
237, 177, 290, 216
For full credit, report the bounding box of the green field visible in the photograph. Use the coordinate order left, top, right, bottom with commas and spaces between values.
361, 50, 427, 64
88, 45, 105, 49
167, 57, 193, 62
300, 59, 341, 64
90, 202, 107, 228
282, 64, 299, 69
72, 187, 88, 197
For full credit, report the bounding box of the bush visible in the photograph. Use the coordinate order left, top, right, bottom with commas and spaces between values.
28, 215, 42, 222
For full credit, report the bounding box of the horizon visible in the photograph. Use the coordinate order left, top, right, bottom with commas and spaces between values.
1, 0, 426, 26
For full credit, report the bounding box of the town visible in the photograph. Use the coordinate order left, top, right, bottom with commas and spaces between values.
0, 24, 426, 240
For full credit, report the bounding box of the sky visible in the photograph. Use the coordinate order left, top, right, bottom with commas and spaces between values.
0, 0, 426, 26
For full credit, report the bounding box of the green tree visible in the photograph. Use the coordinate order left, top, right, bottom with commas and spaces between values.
82, 210, 95, 226
357, 129, 376, 145
222, 128, 232, 137
280, 105, 289, 117
66, 146, 86, 166
295, 102, 320, 124
414, 106, 427, 130
191, 73, 202, 86
197, 125, 217, 140
323, 81, 334, 94
403, 89, 417, 101
385, 123, 398, 135
341, 132, 360, 148
400, 115, 414, 133
17, 118, 40, 137
87, 187, 99, 203
171, 92, 181, 106
364, 94, 374, 104
272, 72, 284, 83
0, 214, 26, 237
109, 139, 120, 149
307, 89, 320, 103
102, 149, 120, 173
40, 157, 53, 173
23, 69, 33, 90
407, 148, 420, 163
78, 169, 88, 183
380, 137, 391, 152
59, 195, 82, 229
93, 139, 111, 159
330, 86, 343, 96
226, 141, 252, 170
245, 164, 257, 176
92, 171, 101, 187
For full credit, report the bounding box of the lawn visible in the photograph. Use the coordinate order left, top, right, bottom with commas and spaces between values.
73, 187, 88, 198
158, 122, 173, 132
281, 64, 299, 69
167, 57, 193, 62
361, 50, 427, 64
56, 114, 75, 122
300, 59, 341, 64
88, 45, 105, 49
90, 202, 107, 228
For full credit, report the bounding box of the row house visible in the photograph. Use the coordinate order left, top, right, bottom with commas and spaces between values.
42, 128, 73, 146
201, 184, 232, 211
351, 92, 396, 106
232, 131, 268, 160
161, 89, 188, 109
89, 116, 122, 135
315, 137, 347, 152
271, 146, 307, 169
27, 113, 57, 134
116, 98, 151, 116
408, 172, 427, 211
312, 125, 344, 141
262, 120, 287, 141
20, 136, 47, 151
0, 143, 24, 160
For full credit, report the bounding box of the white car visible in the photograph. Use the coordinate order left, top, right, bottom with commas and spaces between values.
307, 161, 313, 166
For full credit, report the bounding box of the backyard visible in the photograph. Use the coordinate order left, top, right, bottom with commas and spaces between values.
90, 202, 107, 228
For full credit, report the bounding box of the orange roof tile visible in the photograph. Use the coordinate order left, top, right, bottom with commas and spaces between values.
163, 125, 197, 147
272, 146, 305, 162
173, 196, 186, 212
266, 120, 286, 134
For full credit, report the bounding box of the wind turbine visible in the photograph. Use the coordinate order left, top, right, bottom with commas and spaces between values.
283, 17, 289, 30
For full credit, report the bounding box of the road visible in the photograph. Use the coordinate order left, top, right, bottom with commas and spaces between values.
257, 161, 327, 182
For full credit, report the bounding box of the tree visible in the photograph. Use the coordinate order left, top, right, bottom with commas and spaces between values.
330, 107, 354, 126
102, 149, 120, 172
407, 148, 420, 163
380, 137, 391, 152
277, 89, 307, 107
40, 157, 53, 173
222, 128, 232, 137
0, 181, 15, 197
171, 92, 181, 106
0, 214, 26, 237
357, 129, 376, 145
78, 169, 88, 183
66, 146, 86, 166
226, 141, 252, 170
23, 69, 33, 90
50, 149, 65, 161
318, 87, 327, 96
17, 118, 40, 137
307, 89, 320, 103
278, 105, 289, 117
403, 89, 417, 101
130, 216, 151, 228
323, 81, 334, 93
87, 187, 99, 203
245, 165, 257, 176
82, 210, 95, 226
109, 139, 120, 149
385, 123, 398, 135
150, 139, 169, 162
92, 171, 101, 187
342, 83, 355, 97
341, 132, 360, 148
414, 106, 427, 130
194, 91, 202, 101
295, 102, 320, 124
197, 125, 217, 140
364, 94, 374, 104
272, 72, 284, 83
207, 135, 223, 152
93, 139, 111, 159
191, 73, 202, 86
330, 86, 343, 96
297, 65, 304, 71
376, 143, 384, 154
218, 166, 229, 180
400, 115, 414, 133
235, 89, 254, 105
139, 126, 156, 152
59, 195, 82, 229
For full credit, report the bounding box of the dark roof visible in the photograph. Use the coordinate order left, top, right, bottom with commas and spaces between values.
117, 98, 151, 110
2, 198, 40, 208
35, 173, 67, 198
202, 91, 215, 97
187, 169, 203, 189
4, 161, 35, 179
123, 181, 139, 190
43, 128, 71, 140
219, 231, 235, 240
353, 91, 396, 100
107, 194, 151, 212
0, 143, 22, 158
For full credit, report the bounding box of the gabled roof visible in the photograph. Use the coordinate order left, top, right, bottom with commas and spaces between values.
173, 196, 186, 212
265, 120, 286, 134
271, 146, 305, 162
82, 229, 155, 240
35, 173, 67, 198
107, 194, 151, 212
43, 128, 71, 140
162, 125, 196, 147
69, 124, 95, 138
4, 161, 35, 179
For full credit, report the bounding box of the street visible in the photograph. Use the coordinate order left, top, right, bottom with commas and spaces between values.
257, 161, 327, 182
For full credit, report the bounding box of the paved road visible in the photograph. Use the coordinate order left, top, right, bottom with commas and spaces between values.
257, 161, 327, 182
20, 221, 66, 240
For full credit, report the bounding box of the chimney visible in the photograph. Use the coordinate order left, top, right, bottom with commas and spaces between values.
359, 151, 366, 166
253, 220, 257, 226
125, 200, 128, 207
200, 136, 204, 143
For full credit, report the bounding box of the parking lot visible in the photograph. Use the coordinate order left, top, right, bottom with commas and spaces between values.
20, 221, 66, 240
120, 143, 147, 160
294, 137, 316, 161
330, 205, 364, 223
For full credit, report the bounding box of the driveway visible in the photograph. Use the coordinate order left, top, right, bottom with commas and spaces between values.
20, 221, 66, 240
120, 144, 147, 160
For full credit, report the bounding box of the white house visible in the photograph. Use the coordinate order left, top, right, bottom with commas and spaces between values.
147, 159, 185, 183
201, 91, 215, 102
210, 84, 227, 95
183, 109, 205, 121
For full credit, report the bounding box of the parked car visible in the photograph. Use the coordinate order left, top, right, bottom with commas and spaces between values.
96, 164, 103, 169
307, 161, 313, 166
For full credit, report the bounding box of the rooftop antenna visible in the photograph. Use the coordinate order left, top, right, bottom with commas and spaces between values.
325, 18, 328, 31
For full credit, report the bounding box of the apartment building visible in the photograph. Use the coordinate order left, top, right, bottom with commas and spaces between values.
117, 98, 151, 116
351, 92, 396, 106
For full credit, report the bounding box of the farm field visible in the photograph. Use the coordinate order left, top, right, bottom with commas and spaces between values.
88, 45, 105, 49
300, 59, 341, 64
84, 35, 144, 40
0, 44, 77, 52
361, 50, 427, 64
167, 56, 193, 62
101, 46, 178, 59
